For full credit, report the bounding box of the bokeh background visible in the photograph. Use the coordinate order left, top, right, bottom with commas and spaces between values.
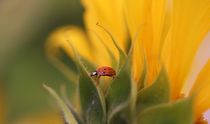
0, 0, 83, 123
1, 0, 210, 124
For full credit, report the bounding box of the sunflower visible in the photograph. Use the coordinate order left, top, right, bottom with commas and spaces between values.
46, 0, 210, 123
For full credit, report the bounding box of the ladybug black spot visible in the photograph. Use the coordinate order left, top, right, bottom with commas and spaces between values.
102, 71, 106, 74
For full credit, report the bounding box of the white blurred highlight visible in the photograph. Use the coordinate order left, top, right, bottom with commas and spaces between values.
182, 32, 210, 95
204, 109, 210, 123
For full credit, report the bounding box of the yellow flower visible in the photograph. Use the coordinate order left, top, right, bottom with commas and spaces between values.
46, 0, 210, 123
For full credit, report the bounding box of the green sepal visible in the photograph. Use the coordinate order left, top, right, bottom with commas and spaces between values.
77, 58, 106, 124
137, 97, 194, 124
106, 61, 131, 123
67, 41, 106, 124
136, 67, 170, 113
109, 109, 129, 124
137, 52, 147, 90
43, 84, 78, 124
78, 67, 106, 124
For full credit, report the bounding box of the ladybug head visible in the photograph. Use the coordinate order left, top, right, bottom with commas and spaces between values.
90, 71, 98, 77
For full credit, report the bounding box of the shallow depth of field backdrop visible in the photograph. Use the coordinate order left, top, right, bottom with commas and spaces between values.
1, 0, 210, 124
0, 0, 83, 123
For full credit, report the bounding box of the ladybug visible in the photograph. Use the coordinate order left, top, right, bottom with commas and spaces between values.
90, 66, 116, 80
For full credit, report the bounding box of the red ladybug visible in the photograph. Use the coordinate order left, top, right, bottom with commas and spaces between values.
90, 66, 116, 79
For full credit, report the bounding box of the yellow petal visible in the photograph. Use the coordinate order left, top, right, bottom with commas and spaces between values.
132, 36, 161, 85
162, 0, 210, 99
82, 0, 127, 66
46, 26, 93, 62
126, 0, 168, 84
190, 60, 210, 119
46, 26, 94, 81
132, 37, 145, 84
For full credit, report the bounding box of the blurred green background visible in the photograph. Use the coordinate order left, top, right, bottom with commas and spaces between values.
0, 0, 83, 123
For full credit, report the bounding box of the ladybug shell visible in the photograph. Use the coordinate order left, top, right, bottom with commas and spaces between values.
96, 66, 116, 77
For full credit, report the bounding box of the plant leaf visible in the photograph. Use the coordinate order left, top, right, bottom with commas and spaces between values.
137, 97, 194, 124
106, 61, 131, 123
60, 84, 84, 124
109, 109, 129, 124
47, 46, 78, 83
43, 84, 78, 124
136, 67, 170, 113
67, 39, 106, 124
137, 53, 147, 90
78, 65, 106, 124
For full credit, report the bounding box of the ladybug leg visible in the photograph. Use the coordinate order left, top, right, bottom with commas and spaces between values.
95, 75, 101, 85
112, 75, 116, 80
